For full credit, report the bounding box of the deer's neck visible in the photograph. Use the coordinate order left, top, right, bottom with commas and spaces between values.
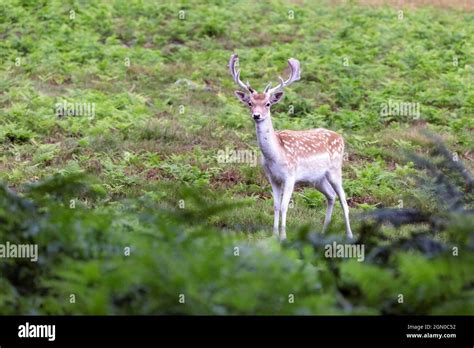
255, 115, 281, 163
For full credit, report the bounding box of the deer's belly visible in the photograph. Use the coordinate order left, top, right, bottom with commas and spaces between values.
294, 156, 330, 184
262, 155, 330, 184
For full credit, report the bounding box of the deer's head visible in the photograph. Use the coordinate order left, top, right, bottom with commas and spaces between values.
229, 54, 301, 122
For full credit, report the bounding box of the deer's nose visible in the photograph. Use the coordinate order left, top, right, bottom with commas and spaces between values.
253, 113, 261, 120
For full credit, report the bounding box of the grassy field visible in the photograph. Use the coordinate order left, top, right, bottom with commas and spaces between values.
0, 0, 473, 314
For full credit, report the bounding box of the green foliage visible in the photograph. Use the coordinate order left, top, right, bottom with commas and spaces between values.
0, 155, 473, 315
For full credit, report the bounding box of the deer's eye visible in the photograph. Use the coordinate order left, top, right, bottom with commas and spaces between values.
248, 102, 252, 107
265, 102, 271, 107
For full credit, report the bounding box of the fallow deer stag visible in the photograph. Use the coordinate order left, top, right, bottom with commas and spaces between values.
229, 53, 353, 241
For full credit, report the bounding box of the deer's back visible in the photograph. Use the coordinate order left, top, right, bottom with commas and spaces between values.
270, 128, 344, 184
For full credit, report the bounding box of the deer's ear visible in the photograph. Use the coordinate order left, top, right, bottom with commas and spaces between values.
270, 92, 284, 104
235, 91, 250, 104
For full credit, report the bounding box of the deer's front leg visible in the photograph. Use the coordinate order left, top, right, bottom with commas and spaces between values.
269, 178, 282, 237
280, 178, 295, 241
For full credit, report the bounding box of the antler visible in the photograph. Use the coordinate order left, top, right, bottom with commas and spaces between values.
229, 54, 254, 94
264, 58, 301, 94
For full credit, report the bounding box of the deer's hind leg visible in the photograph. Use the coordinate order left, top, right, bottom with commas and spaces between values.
325, 169, 353, 239
315, 179, 336, 234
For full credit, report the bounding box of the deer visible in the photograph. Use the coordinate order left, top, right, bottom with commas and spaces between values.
229, 53, 353, 241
